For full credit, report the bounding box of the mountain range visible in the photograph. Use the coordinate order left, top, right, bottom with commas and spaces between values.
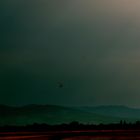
0, 104, 140, 126
78, 105, 140, 119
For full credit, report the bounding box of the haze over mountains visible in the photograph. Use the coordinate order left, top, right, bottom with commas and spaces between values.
0, 104, 140, 126
78, 105, 140, 119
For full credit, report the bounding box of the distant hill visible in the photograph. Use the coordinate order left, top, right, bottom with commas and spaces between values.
0, 104, 129, 126
78, 105, 140, 119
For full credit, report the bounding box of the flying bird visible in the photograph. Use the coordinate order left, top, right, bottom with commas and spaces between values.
57, 82, 64, 88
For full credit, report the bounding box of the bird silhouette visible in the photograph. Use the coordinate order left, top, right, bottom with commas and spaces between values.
57, 82, 64, 88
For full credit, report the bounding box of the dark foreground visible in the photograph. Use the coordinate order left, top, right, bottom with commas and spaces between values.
1, 130, 140, 140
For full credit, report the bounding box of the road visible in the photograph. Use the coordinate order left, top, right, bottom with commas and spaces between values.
1, 130, 140, 140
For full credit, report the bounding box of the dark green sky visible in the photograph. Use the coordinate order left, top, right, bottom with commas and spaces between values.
1, 0, 140, 107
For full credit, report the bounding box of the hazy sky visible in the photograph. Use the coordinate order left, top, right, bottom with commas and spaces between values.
1, 0, 140, 107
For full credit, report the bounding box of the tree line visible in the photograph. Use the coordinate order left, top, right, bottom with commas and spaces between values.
1, 121, 140, 132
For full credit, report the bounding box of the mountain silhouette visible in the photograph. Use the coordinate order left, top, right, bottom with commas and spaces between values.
0, 104, 139, 126
78, 105, 140, 119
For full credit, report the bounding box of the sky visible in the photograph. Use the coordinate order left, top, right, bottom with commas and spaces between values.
1, 0, 140, 107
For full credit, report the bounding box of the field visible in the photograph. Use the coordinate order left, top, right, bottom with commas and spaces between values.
1, 130, 140, 140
